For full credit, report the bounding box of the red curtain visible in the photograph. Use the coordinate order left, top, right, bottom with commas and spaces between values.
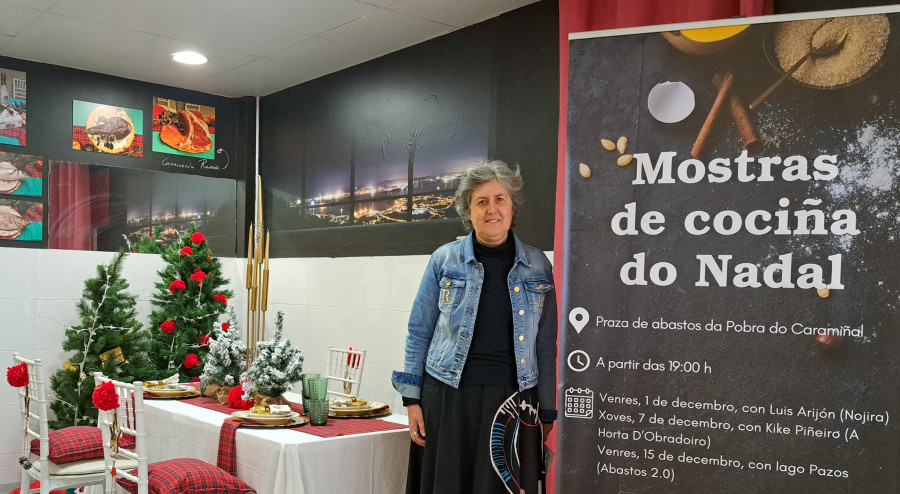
49, 161, 109, 250
549, 1, 773, 491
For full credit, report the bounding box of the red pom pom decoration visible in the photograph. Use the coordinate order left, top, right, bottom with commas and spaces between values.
199, 334, 211, 346
92, 381, 119, 411
227, 384, 253, 409
168, 279, 186, 294
183, 353, 200, 369
190, 268, 207, 285
179, 246, 193, 257
221, 322, 230, 331
213, 293, 228, 305
191, 232, 206, 244
7, 362, 28, 387
160, 320, 176, 334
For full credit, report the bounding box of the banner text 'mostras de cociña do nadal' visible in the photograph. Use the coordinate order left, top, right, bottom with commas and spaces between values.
613, 150, 858, 290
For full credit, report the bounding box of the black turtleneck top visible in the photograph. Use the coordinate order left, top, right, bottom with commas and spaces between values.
459, 232, 517, 387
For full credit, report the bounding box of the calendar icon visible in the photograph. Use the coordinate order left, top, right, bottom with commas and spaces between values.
564, 387, 593, 419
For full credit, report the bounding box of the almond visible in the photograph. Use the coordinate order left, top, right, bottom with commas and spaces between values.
616, 136, 628, 154
601, 139, 616, 151
578, 162, 591, 178
617, 154, 633, 166
816, 287, 830, 298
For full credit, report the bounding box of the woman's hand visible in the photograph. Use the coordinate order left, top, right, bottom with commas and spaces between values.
408, 404, 426, 447
541, 422, 554, 443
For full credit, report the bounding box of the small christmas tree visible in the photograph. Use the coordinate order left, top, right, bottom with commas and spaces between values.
146, 224, 234, 380
242, 312, 303, 399
49, 251, 154, 428
200, 307, 246, 393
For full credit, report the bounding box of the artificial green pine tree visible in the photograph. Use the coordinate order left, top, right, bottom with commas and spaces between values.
130, 224, 167, 254
146, 223, 234, 380
49, 250, 154, 428
242, 312, 304, 399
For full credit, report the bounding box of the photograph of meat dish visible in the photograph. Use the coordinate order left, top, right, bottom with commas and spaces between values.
152, 97, 216, 159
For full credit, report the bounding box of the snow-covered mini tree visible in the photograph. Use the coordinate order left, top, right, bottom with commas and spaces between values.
242, 312, 303, 400
200, 307, 246, 400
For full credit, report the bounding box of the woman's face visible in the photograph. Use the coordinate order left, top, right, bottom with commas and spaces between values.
469, 179, 513, 247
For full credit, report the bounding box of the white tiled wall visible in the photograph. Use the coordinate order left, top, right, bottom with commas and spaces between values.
0, 246, 553, 486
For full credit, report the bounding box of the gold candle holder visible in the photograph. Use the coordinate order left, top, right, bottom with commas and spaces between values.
246, 176, 272, 365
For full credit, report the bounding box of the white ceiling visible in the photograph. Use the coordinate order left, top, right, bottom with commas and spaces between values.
0, 0, 540, 97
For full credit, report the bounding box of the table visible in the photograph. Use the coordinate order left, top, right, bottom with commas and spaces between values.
90, 392, 410, 494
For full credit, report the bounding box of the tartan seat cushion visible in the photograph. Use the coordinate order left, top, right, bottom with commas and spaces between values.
29, 426, 134, 464
116, 458, 255, 494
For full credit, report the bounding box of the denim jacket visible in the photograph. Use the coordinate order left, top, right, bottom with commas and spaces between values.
391, 231, 558, 422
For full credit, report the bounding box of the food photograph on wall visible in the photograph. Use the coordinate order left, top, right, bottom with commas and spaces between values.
0, 152, 42, 197
0, 67, 26, 146
0, 197, 41, 241
152, 97, 216, 159
560, 9, 899, 493
72, 100, 144, 157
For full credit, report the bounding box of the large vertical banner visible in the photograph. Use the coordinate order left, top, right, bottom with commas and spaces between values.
560, 7, 898, 493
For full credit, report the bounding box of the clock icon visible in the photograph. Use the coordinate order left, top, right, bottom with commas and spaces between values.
567, 350, 590, 372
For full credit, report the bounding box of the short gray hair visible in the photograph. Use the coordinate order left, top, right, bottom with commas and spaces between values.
454, 160, 523, 232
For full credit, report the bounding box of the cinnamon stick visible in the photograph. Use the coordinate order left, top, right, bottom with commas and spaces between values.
713, 73, 759, 150
691, 72, 734, 159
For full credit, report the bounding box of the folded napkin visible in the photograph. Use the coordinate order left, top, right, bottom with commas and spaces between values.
145, 373, 180, 388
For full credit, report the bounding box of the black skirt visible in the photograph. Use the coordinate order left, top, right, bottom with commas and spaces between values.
406, 373, 544, 494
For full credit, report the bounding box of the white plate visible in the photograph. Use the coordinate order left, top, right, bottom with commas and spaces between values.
232, 410, 300, 425
329, 400, 384, 412
143, 384, 194, 397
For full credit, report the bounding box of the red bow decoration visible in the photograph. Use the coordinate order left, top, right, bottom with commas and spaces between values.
7, 362, 28, 387
92, 381, 120, 411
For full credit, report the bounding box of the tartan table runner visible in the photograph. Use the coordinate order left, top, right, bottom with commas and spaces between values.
217, 419, 242, 476
186, 394, 407, 438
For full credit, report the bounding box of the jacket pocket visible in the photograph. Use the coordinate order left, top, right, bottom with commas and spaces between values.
437, 276, 466, 311
523, 280, 552, 314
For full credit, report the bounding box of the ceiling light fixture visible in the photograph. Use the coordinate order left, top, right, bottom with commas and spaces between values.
172, 51, 208, 65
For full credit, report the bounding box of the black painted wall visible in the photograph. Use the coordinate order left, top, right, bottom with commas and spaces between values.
259, 0, 559, 258
0, 55, 255, 254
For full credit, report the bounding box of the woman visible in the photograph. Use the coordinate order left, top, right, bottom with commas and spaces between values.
392, 161, 558, 494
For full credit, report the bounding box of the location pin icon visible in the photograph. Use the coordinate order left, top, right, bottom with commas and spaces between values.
569, 307, 589, 334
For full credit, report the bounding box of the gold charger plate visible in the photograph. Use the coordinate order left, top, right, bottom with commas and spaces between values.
231, 410, 301, 425
329, 405, 392, 419
143, 384, 196, 397
143, 388, 201, 400
329, 400, 385, 413
227, 415, 308, 428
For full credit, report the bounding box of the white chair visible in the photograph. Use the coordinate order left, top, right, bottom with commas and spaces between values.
324, 346, 367, 398
14, 354, 106, 494
94, 373, 254, 494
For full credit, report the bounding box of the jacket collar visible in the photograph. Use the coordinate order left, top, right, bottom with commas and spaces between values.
461, 230, 532, 267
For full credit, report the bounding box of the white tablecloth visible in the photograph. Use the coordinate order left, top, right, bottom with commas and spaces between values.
90, 392, 409, 494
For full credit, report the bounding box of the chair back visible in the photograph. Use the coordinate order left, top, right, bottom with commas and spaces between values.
93, 372, 149, 494
324, 346, 367, 398
14, 354, 105, 494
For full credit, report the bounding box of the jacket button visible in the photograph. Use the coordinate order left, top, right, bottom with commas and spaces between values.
518, 309, 524, 316
520, 359, 526, 364
538, 284, 543, 289
518, 335, 524, 341
514, 286, 520, 292
445, 281, 451, 286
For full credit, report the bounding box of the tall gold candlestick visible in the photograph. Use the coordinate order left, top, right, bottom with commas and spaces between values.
246, 225, 254, 367
261, 230, 270, 342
